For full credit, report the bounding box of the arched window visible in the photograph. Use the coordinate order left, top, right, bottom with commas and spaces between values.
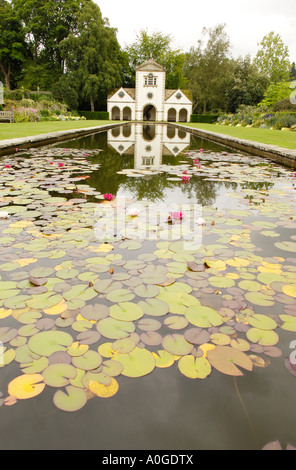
144, 74, 157, 86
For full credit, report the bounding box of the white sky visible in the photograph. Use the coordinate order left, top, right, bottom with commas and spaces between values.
96, 0, 296, 62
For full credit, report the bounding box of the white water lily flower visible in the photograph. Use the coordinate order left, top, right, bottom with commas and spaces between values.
197, 217, 206, 225
127, 207, 140, 217
0, 211, 9, 219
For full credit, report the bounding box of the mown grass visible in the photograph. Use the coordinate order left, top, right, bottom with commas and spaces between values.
182, 123, 296, 150
1, 120, 296, 151
0, 120, 115, 141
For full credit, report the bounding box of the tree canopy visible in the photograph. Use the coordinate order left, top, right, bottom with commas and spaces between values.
0, 1, 294, 114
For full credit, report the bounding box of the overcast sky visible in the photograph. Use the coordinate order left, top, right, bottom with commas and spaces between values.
96, 0, 296, 61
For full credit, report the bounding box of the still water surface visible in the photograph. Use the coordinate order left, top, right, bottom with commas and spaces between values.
0, 123, 295, 450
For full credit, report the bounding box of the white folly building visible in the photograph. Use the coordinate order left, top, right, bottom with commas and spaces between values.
107, 56, 192, 123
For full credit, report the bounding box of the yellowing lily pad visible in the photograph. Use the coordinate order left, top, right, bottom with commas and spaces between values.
8, 373, 45, 399
89, 378, 119, 398
178, 355, 211, 379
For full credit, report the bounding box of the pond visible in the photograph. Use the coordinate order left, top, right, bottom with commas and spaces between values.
0, 123, 296, 450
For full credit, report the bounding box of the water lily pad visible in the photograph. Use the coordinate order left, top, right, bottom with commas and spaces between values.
89, 377, 119, 397
43, 363, 77, 387
137, 298, 169, 317
244, 292, 275, 307
246, 328, 279, 346
97, 317, 135, 339
71, 350, 102, 370
279, 315, 296, 332
106, 289, 135, 303
162, 334, 193, 356
248, 314, 277, 330
207, 346, 253, 376
116, 347, 156, 377
178, 355, 211, 379
53, 386, 87, 412
110, 302, 143, 321
28, 331, 73, 356
8, 373, 45, 400
185, 305, 224, 328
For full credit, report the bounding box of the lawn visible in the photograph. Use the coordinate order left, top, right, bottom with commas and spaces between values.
0, 120, 115, 141
183, 123, 296, 151
1, 121, 296, 151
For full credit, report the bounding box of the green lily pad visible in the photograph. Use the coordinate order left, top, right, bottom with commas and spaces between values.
110, 302, 144, 321
97, 317, 135, 339
53, 386, 87, 412
178, 355, 211, 379
28, 331, 73, 357
71, 350, 102, 371
162, 334, 193, 356
106, 289, 135, 303
185, 305, 224, 328
116, 347, 155, 377
246, 328, 279, 346
43, 363, 77, 387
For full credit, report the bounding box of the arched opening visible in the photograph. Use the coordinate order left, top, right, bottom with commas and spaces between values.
167, 127, 176, 139
178, 129, 187, 139
142, 125, 156, 141
143, 104, 156, 121
111, 107, 121, 120
167, 108, 177, 122
123, 107, 132, 121
179, 108, 188, 122
123, 124, 132, 138
111, 127, 120, 137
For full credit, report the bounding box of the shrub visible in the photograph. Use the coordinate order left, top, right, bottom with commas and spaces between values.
190, 114, 219, 123
79, 111, 109, 120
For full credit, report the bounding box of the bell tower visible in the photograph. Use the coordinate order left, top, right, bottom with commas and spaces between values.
135, 56, 166, 122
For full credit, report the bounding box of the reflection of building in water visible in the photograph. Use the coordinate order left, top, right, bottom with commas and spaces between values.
108, 123, 190, 170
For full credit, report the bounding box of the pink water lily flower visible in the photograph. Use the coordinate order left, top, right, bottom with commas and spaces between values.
182, 175, 190, 182
182, 171, 188, 174
294, 172, 296, 177
169, 211, 184, 220
193, 159, 199, 164
58, 162, 65, 168
200, 149, 204, 152
4, 164, 11, 169
103, 193, 115, 201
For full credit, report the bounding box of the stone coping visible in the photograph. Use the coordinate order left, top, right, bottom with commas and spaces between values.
1, 120, 296, 169
172, 123, 296, 169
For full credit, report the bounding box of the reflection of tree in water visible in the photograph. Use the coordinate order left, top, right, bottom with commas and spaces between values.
241, 181, 274, 201
122, 173, 219, 206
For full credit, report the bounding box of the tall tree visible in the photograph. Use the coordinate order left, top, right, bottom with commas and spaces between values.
125, 29, 188, 89
58, 1, 123, 111
254, 32, 291, 83
0, 0, 27, 89
224, 55, 269, 113
185, 24, 232, 113
13, 0, 90, 89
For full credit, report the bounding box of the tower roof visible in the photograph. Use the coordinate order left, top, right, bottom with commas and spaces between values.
136, 57, 166, 72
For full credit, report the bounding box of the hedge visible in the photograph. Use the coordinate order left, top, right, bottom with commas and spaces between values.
78, 111, 109, 120
190, 114, 219, 123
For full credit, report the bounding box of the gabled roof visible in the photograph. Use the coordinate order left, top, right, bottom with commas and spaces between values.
136, 57, 166, 72
165, 89, 193, 102
108, 88, 136, 100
